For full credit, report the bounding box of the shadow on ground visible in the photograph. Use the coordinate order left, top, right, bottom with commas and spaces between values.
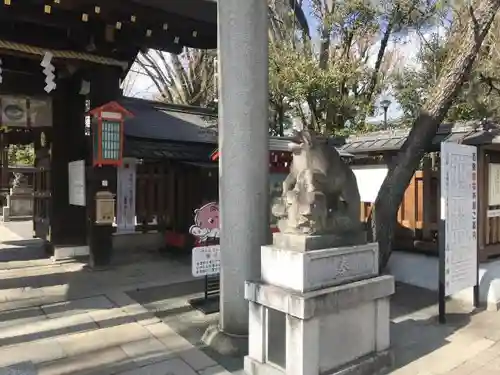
383, 283, 481, 373
0, 239, 47, 262
129, 280, 483, 374
128, 280, 247, 372
0, 298, 221, 375
0, 221, 486, 374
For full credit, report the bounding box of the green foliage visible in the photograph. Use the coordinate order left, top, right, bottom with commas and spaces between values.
393, 14, 500, 122
269, 0, 441, 135
134, 0, 442, 136
8, 144, 34, 166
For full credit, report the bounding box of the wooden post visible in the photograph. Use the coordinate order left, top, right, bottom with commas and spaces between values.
422, 156, 433, 241
88, 66, 122, 268
50, 74, 87, 246
0, 133, 8, 207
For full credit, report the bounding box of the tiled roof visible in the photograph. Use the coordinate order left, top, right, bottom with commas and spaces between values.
124, 138, 215, 162
340, 120, 500, 154
118, 97, 217, 144
119, 97, 353, 160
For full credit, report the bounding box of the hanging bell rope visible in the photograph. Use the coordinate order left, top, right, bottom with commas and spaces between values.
0, 39, 129, 70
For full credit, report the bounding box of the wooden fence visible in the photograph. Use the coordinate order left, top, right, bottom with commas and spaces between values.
135, 161, 217, 234
481, 151, 500, 260
133, 153, 500, 261
360, 170, 439, 251
134, 164, 442, 252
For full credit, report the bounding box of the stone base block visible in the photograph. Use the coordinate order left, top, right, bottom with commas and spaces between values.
261, 243, 379, 292
272, 232, 366, 252
245, 276, 394, 375
9, 194, 33, 217
112, 231, 163, 253
53, 246, 90, 261
244, 356, 283, 375
1, 206, 10, 222
202, 324, 248, 357
244, 349, 392, 375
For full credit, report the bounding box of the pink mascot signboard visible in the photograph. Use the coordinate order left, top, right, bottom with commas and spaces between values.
189, 202, 221, 314
190, 202, 220, 278
189, 202, 220, 244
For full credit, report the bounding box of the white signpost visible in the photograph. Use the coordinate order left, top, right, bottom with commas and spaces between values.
439, 142, 478, 323
116, 159, 137, 233
68, 160, 86, 207
192, 245, 221, 277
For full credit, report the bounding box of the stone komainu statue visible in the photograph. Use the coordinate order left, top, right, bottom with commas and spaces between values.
272, 129, 362, 235
11, 172, 28, 189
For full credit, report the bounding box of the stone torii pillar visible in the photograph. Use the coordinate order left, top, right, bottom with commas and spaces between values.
203, 0, 270, 354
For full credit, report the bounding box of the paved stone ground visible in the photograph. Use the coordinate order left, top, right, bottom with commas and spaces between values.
4, 221, 500, 374
130, 266, 500, 375
0, 222, 229, 375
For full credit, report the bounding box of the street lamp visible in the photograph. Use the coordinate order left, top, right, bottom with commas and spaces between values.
380, 99, 391, 129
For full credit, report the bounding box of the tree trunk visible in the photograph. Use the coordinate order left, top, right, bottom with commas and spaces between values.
373, 0, 500, 271
365, 22, 393, 106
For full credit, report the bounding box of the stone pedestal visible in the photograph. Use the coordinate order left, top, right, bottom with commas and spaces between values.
1, 205, 9, 221
244, 233, 395, 375
4, 187, 33, 220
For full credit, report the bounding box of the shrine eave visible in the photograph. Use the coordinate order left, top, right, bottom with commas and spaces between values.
210, 140, 354, 161
0, 0, 217, 65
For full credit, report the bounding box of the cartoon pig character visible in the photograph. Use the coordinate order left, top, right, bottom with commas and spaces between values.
189, 202, 220, 242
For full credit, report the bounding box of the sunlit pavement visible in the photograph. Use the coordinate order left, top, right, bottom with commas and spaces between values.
3, 222, 500, 374
0, 222, 229, 375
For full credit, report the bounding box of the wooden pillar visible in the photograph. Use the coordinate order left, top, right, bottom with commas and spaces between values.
422, 156, 433, 241
0, 133, 8, 206
50, 73, 87, 246
88, 66, 122, 268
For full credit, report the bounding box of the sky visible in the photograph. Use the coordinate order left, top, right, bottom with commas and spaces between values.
123, 2, 437, 124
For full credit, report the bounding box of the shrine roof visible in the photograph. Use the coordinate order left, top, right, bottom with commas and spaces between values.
119, 97, 217, 144
0, 0, 217, 67
339, 119, 500, 154
118, 97, 353, 160
124, 137, 215, 162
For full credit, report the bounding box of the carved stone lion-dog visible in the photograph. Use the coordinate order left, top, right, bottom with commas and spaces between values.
272, 129, 362, 235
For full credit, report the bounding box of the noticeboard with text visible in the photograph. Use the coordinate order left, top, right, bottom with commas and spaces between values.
68, 160, 86, 207
440, 142, 478, 296
192, 245, 220, 277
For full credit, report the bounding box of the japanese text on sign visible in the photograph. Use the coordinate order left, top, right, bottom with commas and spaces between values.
440, 142, 477, 296
192, 245, 220, 277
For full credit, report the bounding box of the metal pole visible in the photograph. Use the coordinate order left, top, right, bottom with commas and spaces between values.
438, 146, 446, 324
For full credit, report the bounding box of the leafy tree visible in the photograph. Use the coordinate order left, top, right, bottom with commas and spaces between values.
8, 144, 34, 166
393, 10, 500, 123
268, 0, 441, 135
373, 0, 500, 270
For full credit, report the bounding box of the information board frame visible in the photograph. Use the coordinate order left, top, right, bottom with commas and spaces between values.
192, 244, 221, 277
68, 160, 86, 207
439, 142, 479, 323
